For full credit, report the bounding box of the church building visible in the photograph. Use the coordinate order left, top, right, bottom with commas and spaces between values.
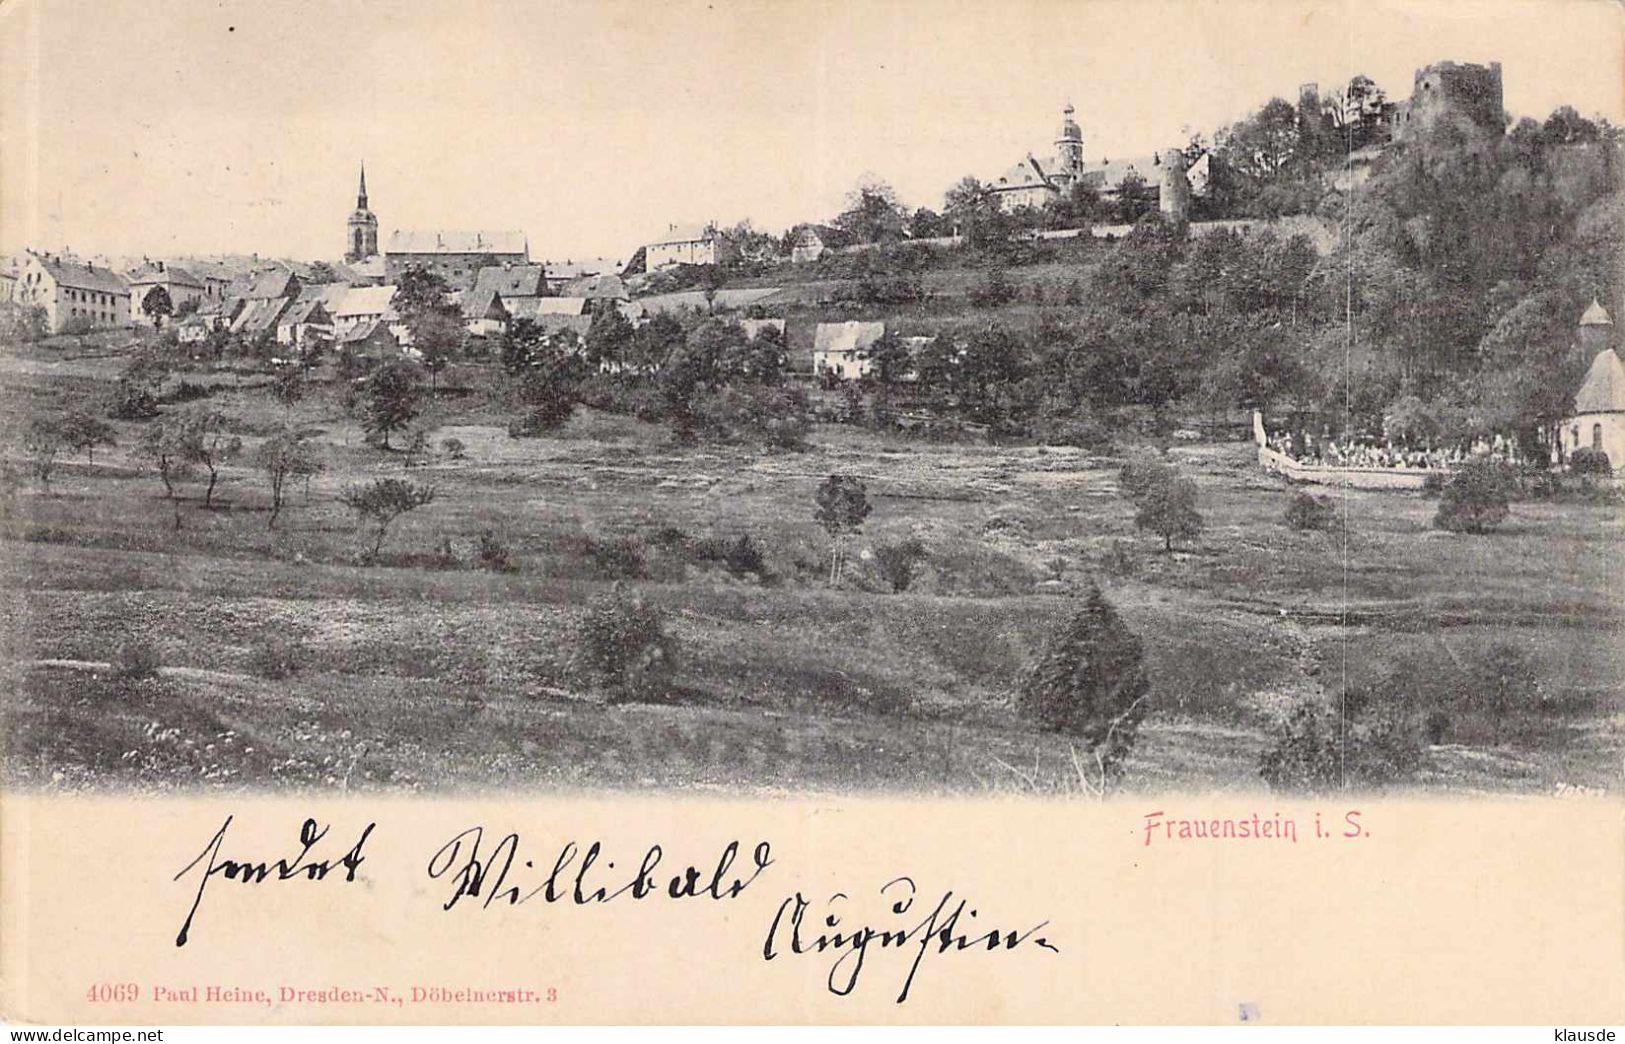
346, 163, 379, 263
1560, 299, 1625, 472
986, 102, 1208, 220
988, 103, 1088, 211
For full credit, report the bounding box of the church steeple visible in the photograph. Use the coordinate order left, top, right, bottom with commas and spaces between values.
346, 162, 379, 263
1055, 101, 1084, 179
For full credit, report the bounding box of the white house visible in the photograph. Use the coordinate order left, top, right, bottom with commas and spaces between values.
644, 223, 738, 269
14, 252, 131, 333
789, 224, 853, 263
126, 261, 206, 325
275, 298, 334, 348
331, 284, 399, 337
812, 321, 886, 381
1559, 299, 1625, 470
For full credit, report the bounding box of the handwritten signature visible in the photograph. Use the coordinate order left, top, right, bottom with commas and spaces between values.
173, 815, 375, 947
763, 876, 1058, 1003
172, 818, 1053, 1005
425, 826, 774, 910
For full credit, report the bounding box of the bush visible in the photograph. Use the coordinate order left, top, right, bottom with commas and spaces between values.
1420, 471, 1446, 498
1424, 708, 1451, 745
647, 525, 692, 551
1133, 468, 1203, 552
686, 533, 768, 580
1475, 642, 1539, 743
403, 429, 430, 465
1257, 703, 1339, 793
338, 478, 437, 560
576, 593, 677, 702
586, 536, 647, 579
872, 537, 927, 592
1032, 415, 1115, 452
1284, 491, 1336, 531
508, 404, 572, 438
695, 385, 812, 450
162, 380, 214, 404
577, 376, 666, 421
967, 267, 1017, 308
722, 534, 767, 579
107, 379, 160, 420
475, 530, 517, 572
1117, 459, 1174, 501
113, 641, 161, 680
1102, 538, 1137, 578
1569, 447, 1613, 477
1433, 459, 1511, 534
441, 437, 466, 460
1259, 692, 1425, 792
61, 315, 96, 336
0, 303, 46, 342
249, 636, 305, 680
1015, 584, 1150, 784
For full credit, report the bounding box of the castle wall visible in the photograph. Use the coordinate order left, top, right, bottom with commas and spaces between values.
1158, 149, 1191, 221
1404, 61, 1504, 138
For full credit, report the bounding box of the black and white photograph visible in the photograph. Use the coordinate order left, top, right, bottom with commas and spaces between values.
1, 2, 1620, 799
4, 0, 1625, 1031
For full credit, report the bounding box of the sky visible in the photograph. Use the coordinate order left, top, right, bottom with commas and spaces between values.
1, 0, 1622, 265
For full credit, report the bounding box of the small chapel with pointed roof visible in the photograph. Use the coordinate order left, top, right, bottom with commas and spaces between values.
1560, 298, 1625, 471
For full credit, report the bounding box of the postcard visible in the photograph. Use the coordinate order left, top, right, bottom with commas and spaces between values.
0, 0, 1621, 1026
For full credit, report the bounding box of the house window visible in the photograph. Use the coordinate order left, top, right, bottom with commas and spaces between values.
1592, 423, 1604, 451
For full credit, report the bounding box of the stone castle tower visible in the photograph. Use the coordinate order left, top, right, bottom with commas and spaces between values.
1054, 102, 1084, 180
1399, 61, 1505, 140
1158, 148, 1191, 221
345, 163, 379, 262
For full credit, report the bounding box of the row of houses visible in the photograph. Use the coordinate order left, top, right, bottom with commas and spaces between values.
174, 268, 405, 356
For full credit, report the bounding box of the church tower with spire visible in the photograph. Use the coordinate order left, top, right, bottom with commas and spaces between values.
345, 163, 379, 262
1055, 102, 1084, 181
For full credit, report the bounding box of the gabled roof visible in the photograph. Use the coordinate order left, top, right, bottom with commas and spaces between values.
541, 256, 624, 280
471, 263, 548, 299
1580, 298, 1614, 326
813, 320, 886, 355
232, 296, 293, 335
333, 285, 398, 318
562, 272, 628, 300
530, 314, 592, 337
992, 154, 1058, 192
32, 255, 130, 295
462, 287, 512, 321
792, 224, 855, 248
126, 263, 204, 289
386, 230, 528, 255
279, 298, 331, 328
513, 296, 588, 317
177, 259, 240, 284
1573, 348, 1625, 414
647, 223, 716, 247
245, 269, 298, 300
340, 318, 399, 346
346, 255, 387, 282
296, 283, 351, 309
1078, 154, 1163, 193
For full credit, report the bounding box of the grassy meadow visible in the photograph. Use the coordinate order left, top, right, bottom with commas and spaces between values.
1, 335, 1620, 795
